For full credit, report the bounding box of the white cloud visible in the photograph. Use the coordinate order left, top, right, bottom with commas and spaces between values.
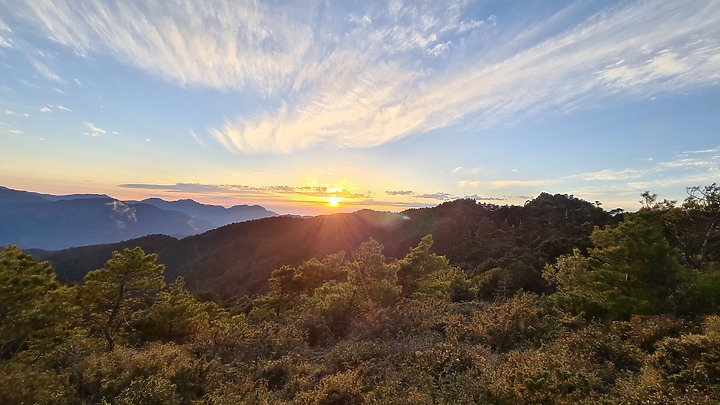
190, 130, 208, 148
106, 200, 137, 222
0, 18, 11, 48
8, 0, 720, 153
39, 105, 52, 112
30, 59, 63, 83
458, 180, 481, 188
56, 105, 71, 111
84, 122, 106, 136
349, 14, 372, 28
582, 149, 720, 183
12, 0, 314, 96
598, 51, 691, 88
5, 109, 28, 117
427, 41, 451, 57
574, 168, 644, 181
491, 180, 561, 188
452, 166, 482, 175
208, 0, 720, 153
0, 34, 11, 48
0, 18, 10, 32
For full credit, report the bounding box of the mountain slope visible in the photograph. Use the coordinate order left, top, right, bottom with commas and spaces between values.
0, 186, 49, 205
30, 234, 179, 282
38, 194, 618, 298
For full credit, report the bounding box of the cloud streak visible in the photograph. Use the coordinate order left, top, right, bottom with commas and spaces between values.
461, 147, 720, 206
6, 0, 720, 153
572, 148, 720, 185
83, 122, 106, 136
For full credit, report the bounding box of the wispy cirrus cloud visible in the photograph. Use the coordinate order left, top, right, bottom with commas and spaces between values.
5, 109, 28, 117
0, 35, 11, 48
573, 168, 645, 181
30, 59, 63, 83
0, 17, 11, 48
6, 0, 720, 153
458, 180, 481, 188
83, 122, 106, 136
491, 179, 562, 188
190, 130, 208, 149
456, 148, 719, 207
573, 148, 720, 185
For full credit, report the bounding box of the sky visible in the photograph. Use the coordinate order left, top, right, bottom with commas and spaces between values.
0, 0, 718, 216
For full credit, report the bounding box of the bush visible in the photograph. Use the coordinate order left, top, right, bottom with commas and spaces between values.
463, 293, 573, 351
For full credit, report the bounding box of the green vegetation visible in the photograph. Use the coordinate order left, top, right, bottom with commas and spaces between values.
2, 185, 719, 403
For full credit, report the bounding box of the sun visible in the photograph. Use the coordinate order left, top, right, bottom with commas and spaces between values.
327, 196, 342, 207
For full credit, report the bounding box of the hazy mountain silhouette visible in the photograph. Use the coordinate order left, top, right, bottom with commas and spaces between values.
0, 186, 277, 250
139, 198, 276, 228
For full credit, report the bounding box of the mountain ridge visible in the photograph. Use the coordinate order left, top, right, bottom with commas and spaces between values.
0, 186, 278, 249
35, 194, 619, 298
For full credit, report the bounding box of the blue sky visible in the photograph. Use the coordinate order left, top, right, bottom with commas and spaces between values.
0, 0, 718, 215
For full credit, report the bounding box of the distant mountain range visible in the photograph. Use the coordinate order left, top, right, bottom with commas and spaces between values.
0, 186, 277, 250
31, 193, 620, 299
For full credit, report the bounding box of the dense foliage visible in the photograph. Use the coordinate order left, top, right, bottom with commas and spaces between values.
2, 185, 719, 403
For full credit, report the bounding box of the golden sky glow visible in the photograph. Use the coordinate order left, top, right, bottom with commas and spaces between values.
327, 196, 342, 207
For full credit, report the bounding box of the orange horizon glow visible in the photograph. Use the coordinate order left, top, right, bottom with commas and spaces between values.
0, 179, 439, 216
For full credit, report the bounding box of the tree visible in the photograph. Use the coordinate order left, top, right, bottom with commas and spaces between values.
397, 235, 451, 297
0, 246, 72, 360
130, 277, 214, 344
544, 215, 685, 320
296, 252, 347, 294
638, 184, 720, 271
268, 265, 301, 315
682, 183, 720, 270
348, 238, 399, 306
81, 247, 165, 350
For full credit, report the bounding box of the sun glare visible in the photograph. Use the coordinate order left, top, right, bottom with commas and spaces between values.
327, 196, 342, 207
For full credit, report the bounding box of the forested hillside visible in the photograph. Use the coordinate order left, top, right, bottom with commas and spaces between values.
2, 185, 719, 403
39, 192, 618, 298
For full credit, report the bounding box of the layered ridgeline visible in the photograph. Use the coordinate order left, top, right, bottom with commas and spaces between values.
0, 186, 277, 250
36, 192, 619, 298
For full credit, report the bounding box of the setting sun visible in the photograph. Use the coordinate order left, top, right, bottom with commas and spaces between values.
327, 196, 342, 207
